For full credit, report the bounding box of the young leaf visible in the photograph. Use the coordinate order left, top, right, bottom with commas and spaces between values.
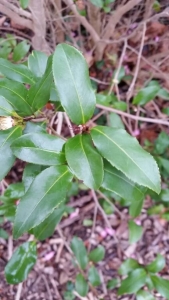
0, 96, 14, 116
88, 266, 101, 286
13, 41, 30, 62
146, 254, 165, 273
0, 58, 35, 84
19, 0, 29, 9
0, 78, 33, 116
5, 242, 37, 284
128, 220, 143, 244
28, 50, 48, 77
11, 132, 65, 166
22, 164, 44, 192
118, 269, 146, 295
102, 160, 145, 202
88, 245, 105, 263
13, 165, 73, 238
27, 55, 53, 111
71, 237, 88, 270
118, 258, 140, 276
75, 274, 89, 297
53, 43, 96, 125
0, 126, 22, 181
91, 126, 161, 194
151, 275, 169, 299
136, 290, 155, 300
32, 206, 65, 240
65, 134, 103, 189
133, 85, 160, 106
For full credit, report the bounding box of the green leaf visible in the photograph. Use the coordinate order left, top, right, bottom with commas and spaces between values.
88, 245, 105, 263
53, 43, 96, 125
71, 237, 88, 270
113, 66, 125, 83
0, 228, 8, 239
65, 134, 103, 189
11, 132, 65, 166
0, 96, 14, 116
129, 194, 145, 218
75, 274, 89, 297
107, 278, 119, 290
23, 121, 46, 134
108, 112, 124, 129
28, 50, 48, 77
151, 275, 169, 299
23, 164, 44, 192
136, 290, 155, 300
146, 254, 165, 273
88, 266, 101, 286
113, 101, 127, 111
157, 88, 169, 100
89, 0, 103, 8
133, 85, 160, 106
27, 55, 53, 111
5, 242, 37, 284
0, 126, 22, 181
102, 160, 145, 202
13, 165, 73, 238
0, 78, 33, 116
91, 126, 161, 194
19, 0, 29, 9
118, 258, 140, 276
13, 41, 30, 62
4, 183, 25, 199
118, 269, 146, 295
32, 206, 65, 240
128, 220, 143, 244
0, 58, 35, 84
155, 131, 169, 154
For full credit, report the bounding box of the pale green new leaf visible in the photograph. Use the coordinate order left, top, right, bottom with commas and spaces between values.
91, 126, 161, 194
65, 134, 103, 189
53, 43, 96, 124
0, 126, 22, 181
13, 165, 73, 238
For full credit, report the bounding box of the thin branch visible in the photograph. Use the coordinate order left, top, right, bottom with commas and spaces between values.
0, 0, 32, 19
96, 104, 169, 126
15, 283, 23, 300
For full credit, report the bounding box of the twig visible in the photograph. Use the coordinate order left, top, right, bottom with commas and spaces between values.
15, 283, 23, 300
64, 112, 75, 137
57, 112, 63, 135
96, 104, 169, 126
97, 190, 123, 219
127, 23, 147, 101
42, 275, 53, 300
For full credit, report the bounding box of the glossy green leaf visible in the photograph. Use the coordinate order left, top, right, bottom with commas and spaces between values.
27, 55, 53, 111
129, 195, 145, 218
88, 266, 101, 286
53, 43, 96, 124
107, 278, 119, 290
75, 274, 89, 297
65, 134, 103, 189
118, 258, 140, 276
91, 126, 161, 194
155, 131, 169, 154
28, 50, 48, 77
23, 164, 44, 192
0, 126, 22, 181
13, 165, 73, 238
89, 0, 103, 8
88, 245, 105, 263
118, 269, 146, 295
19, 0, 29, 9
23, 121, 46, 134
71, 237, 88, 270
0, 78, 33, 116
13, 41, 30, 62
5, 242, 37, 284
151, 275, 169, 299
0, 58, 35, 84
108, 112, 124, 129
136, 290, 155, 300
102, 160, 145, 202
0, 96, 14, 116
146, 254, 165, 273
128, 220, 143, 244
0, 228, 8, 239
11, 132, 65, 166
133, 85, 160, 105
4, 183, 25, 199
32, 206, 65, 240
